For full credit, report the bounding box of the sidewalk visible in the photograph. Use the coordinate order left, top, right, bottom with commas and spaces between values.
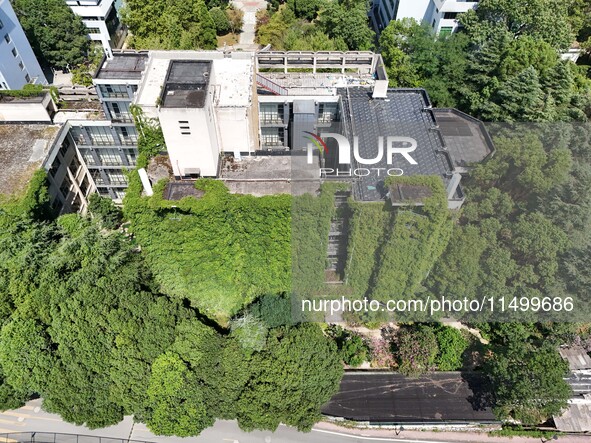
231, 0, 267, 50
315, 421, 589, 443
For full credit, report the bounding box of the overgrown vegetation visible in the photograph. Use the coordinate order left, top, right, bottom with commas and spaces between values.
256, 0, 374, 51
0, 174, 343, 436
121, 0, 235, 49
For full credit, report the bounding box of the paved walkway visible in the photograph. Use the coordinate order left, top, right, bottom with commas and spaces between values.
316, 421, 588, 443
231, 0, 267, 50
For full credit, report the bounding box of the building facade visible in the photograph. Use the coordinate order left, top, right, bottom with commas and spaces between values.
0, 0, 47, 90
370, 0, 478, 35
65, 0, 124, 59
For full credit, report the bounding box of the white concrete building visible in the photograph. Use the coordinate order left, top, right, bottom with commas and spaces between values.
134, 51, 256, 178
0, 0, 47, 90
370, 0, 478, 35
65, 0, 124, 59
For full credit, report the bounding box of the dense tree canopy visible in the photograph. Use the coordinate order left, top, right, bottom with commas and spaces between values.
12, 0, 90, 69
122, 0, 218, 49
0, 174, 343, 436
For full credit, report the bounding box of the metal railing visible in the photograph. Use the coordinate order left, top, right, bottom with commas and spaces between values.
0, 433, 154, 443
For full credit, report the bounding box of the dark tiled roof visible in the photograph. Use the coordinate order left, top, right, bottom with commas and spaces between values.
95, 53, 148, 80
336, 88, 455, 201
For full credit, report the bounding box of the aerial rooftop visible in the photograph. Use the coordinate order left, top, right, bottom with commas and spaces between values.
95, 52, 148, 80
336, 88, 455, 202
0, 124, 60, 196
160, 60, 212, 108
133, 51, 254, 111
433, 108, 495, 171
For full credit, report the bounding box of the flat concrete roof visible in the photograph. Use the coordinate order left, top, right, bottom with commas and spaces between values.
322, 372, 497, 424
135, 51, 254, 110
95, 52, 148, 80
220, 155, 320, 196
0, 124, 60, 196
160, 60, 211, 108
433, 109, 494, 170
214, 57, 253, 108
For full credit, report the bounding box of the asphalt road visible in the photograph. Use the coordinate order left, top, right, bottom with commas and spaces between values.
322, 372, 496, 423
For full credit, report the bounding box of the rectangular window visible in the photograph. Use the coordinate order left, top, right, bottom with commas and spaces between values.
87, 126, 115, 146
99, 84, 128, 98
0, 19, 4, 30
106, 170, 127, 185
318, 102, 338, 124
18, 61, 24, 70
58, 140, 70, 159
97, 187, 111, 198
80, 149, 96, 166
60, 176, 72, 199
97, 149, 122, 166
443, 12, 459, 20
4, 33, 10, 44
24, 73, 30, 83
125, 149, 137, 166
90, 170, 105, 185
260, 104, 283, 124
116, 126, 137, 145
11, 48, 17, 57
261, 128, 284, 147
68, 156, 81, 176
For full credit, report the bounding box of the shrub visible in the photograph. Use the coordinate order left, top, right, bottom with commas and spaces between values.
434, 325, 469, 371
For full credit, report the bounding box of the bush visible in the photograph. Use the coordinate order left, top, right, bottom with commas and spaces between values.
434, 325, 469, 371
394, 325, 438, 377
327, 325, 368, 367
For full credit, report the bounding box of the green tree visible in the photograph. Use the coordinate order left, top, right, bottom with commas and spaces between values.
461, 0, 575, 50
317, 0, 375, 50
434, 326, 469, 371
194, 0, 218, 49
145, 353, 214, 436
12, 0, 90, 69
236, 324, 343, 431
210, 7, 231, 35
88, 194, 123, 230
486, 342, 571, 425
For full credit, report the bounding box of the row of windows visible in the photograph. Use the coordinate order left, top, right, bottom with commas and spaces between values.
99, 84, 136, 98
70, 125, 138, 147
80, 148, 137, 167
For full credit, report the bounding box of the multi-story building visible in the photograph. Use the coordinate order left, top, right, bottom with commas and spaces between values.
0, 49, 494, 213
0, 0, 47, 90
65, 0, 125, 59
370, 0, 479, 35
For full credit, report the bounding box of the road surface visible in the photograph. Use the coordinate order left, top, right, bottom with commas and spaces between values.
0, 399, 589, 443
323, 372, 496, 423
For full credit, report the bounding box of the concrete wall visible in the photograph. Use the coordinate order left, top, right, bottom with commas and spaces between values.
0, 0, 47, 89
159, 106, 220, 177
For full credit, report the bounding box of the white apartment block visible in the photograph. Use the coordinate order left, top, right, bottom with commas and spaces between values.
370, 0, 479, 35
0, 0, 47, 90
65, 0, 124, 59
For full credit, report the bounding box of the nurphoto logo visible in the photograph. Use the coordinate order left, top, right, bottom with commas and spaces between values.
304, 132, 419, 177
